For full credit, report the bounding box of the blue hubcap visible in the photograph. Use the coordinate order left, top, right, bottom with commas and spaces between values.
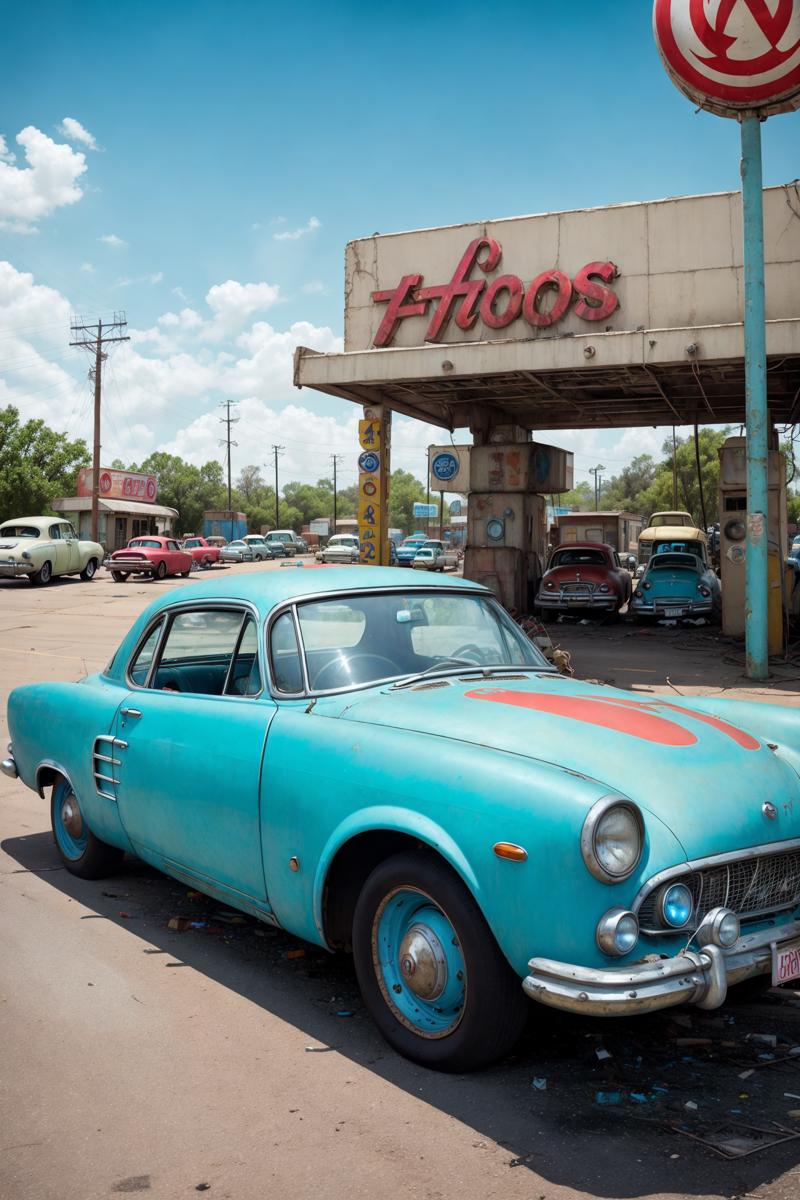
53, 780, 88, 860
373, 887, 466, 1038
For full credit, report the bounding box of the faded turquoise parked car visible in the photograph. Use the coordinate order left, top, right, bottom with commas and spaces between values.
631, 550, 721, 621
4, 566, 800, 1070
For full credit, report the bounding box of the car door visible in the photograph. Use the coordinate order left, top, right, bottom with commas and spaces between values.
47, 523, 70, 574
110, 604, 275, 910
62, 521, 83, 571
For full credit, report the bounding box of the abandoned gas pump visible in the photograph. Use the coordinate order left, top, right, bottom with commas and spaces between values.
718, 436, 787, 654
464, 439, 573, 613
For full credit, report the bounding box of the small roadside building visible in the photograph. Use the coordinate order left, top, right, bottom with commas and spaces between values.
54, 468, 178, 549
554, 511, 644, 554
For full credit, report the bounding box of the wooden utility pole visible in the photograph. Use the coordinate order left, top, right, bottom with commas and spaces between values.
218, 401, 239, 541
272, 444, 284, 528
330, 453, 342, 533
69, 314, 129, 543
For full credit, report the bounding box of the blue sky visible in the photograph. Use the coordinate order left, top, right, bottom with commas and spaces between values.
1, 1, 798, 492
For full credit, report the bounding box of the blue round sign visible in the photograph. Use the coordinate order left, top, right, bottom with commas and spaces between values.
431, 452, 459, 482
358, 450, 380, 474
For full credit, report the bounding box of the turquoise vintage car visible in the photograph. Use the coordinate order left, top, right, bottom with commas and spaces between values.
4, 567, 800, 1070
631, 549, 721, 620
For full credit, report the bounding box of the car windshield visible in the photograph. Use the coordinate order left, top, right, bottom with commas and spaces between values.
550, 549, 606, 567
652, 540, 705, 557
0, 525, 40, 538
290, 590, 549, 692
184, 539, 201, 547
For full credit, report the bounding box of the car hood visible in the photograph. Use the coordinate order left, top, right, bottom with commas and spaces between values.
328, 674, 800, 858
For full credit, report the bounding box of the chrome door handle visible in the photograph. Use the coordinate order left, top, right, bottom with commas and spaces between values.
120, 708, 142, 719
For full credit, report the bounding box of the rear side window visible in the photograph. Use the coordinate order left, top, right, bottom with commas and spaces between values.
270, 611, 304, 694
129, 620, 164, 686
150, 609, 245, 695
226, 616, 262, 696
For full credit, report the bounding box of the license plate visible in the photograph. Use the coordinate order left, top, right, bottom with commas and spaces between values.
567, 598, 586, 606
664, 607, 684, 617
772, 938, 800, 986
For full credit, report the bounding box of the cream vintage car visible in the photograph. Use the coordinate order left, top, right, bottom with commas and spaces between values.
0, 516, 104, 585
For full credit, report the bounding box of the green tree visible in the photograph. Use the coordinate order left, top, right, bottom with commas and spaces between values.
602, 454, 657, 513
0, 405, 90, 518
636, 428, 728, 527
388, 469, 432, 533
558, 480, 593, 510
132, 451, 227, 536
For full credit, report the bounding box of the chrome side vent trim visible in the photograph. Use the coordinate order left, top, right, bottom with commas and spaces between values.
92, 735, 122, 801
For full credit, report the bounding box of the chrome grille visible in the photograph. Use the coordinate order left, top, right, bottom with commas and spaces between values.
637, 847, 800, 932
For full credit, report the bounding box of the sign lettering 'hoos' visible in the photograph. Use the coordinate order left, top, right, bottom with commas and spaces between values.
371, 237, 619, 347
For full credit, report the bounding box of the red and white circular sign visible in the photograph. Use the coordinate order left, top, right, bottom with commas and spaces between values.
653, 0, 800, 117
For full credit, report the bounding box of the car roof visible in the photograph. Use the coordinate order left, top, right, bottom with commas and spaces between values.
1, 516, 67, 528
552, 541, 614, 553
141, 565, 484, 617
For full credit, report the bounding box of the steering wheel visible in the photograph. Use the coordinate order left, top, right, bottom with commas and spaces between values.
314, 653, 398, 690
449, 643, 490, 665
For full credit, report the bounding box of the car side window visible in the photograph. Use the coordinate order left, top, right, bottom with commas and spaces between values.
151, 609, 245, 695
167, 540, 180, 552
48, 524, 62, 540
226, 616, 262, 697
128, 620, 164, 686
270, 611, 304, 694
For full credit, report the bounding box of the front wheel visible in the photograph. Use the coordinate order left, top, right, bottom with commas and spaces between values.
352, 851, 527, 1071
51, 777, 124, 879
111, 570, 127, 583
79, 557, 98, 581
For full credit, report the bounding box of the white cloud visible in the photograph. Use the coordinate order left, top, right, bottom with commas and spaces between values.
0, 136, 14, 164
273, 216, 321, 242
301, 280, 326, 295
206, 279, 280, 319
0, 126, 87, 233
172, 285, 188, 302
57, 117, 98, 151
99, 233, 126, 247
80, 261, 94, 273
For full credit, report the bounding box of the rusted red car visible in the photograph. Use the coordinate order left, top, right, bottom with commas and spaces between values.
181, 536, 222, 570
105, 536, 193, 582
535, 542, 632, 618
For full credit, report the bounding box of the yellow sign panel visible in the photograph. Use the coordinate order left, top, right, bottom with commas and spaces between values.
358, 405, 391, 565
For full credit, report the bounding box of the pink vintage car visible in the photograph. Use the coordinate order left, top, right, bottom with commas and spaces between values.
181, 536, 222, 570
105, 536, 193, 582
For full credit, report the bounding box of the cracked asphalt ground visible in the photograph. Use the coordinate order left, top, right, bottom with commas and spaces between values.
2, 564, 800, 1200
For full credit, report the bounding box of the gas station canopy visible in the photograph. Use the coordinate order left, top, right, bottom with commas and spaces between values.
295, 187, 800, 433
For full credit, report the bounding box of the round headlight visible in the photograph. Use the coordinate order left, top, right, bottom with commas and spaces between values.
582, 798, 644, 883
596, 907, 639, 956
657, 882, 693, 929
696, 906, 740, 949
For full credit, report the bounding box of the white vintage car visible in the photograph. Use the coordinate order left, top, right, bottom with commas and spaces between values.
0, 516, 104, 585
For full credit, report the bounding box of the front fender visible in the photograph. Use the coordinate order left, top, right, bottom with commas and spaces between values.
312, 805, 482, 946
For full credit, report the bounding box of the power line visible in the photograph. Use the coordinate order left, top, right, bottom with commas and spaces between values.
69, 312, 130, 542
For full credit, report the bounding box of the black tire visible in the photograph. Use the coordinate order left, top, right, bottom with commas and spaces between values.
179, 570, 191, 578
111, 570, 127, 583
30, 560, 53, 586
727, 974, 775, 1003
352, 851, 527, 1072
155, 560, 167, 580
79, 557, 98, 582
50, 776, 124, 880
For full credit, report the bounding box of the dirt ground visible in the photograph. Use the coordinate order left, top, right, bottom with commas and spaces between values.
2, 565, 800, 1200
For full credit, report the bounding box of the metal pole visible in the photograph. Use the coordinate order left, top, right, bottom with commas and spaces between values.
91, 321, 102, 544
426, 448, 431, 536
672, 427, 678, 509
741, 114, 769, 680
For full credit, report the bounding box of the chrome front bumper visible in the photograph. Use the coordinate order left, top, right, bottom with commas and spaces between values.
536, 592, 617, 610
523, 917, 800, 1016
632, 601, 713, 618
1, 746, 18, 779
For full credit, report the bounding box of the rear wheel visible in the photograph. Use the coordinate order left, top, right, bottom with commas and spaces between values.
79, 557, 98, 582
155, 561, 167, 580
352, 851, 527, 1071
30, 560, 53, 586
50, 776, 124, 879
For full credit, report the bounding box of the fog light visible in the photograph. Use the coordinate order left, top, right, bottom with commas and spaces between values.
696, 906, 740, 949
596, 907, 639, 957
657, 882, 693, 929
